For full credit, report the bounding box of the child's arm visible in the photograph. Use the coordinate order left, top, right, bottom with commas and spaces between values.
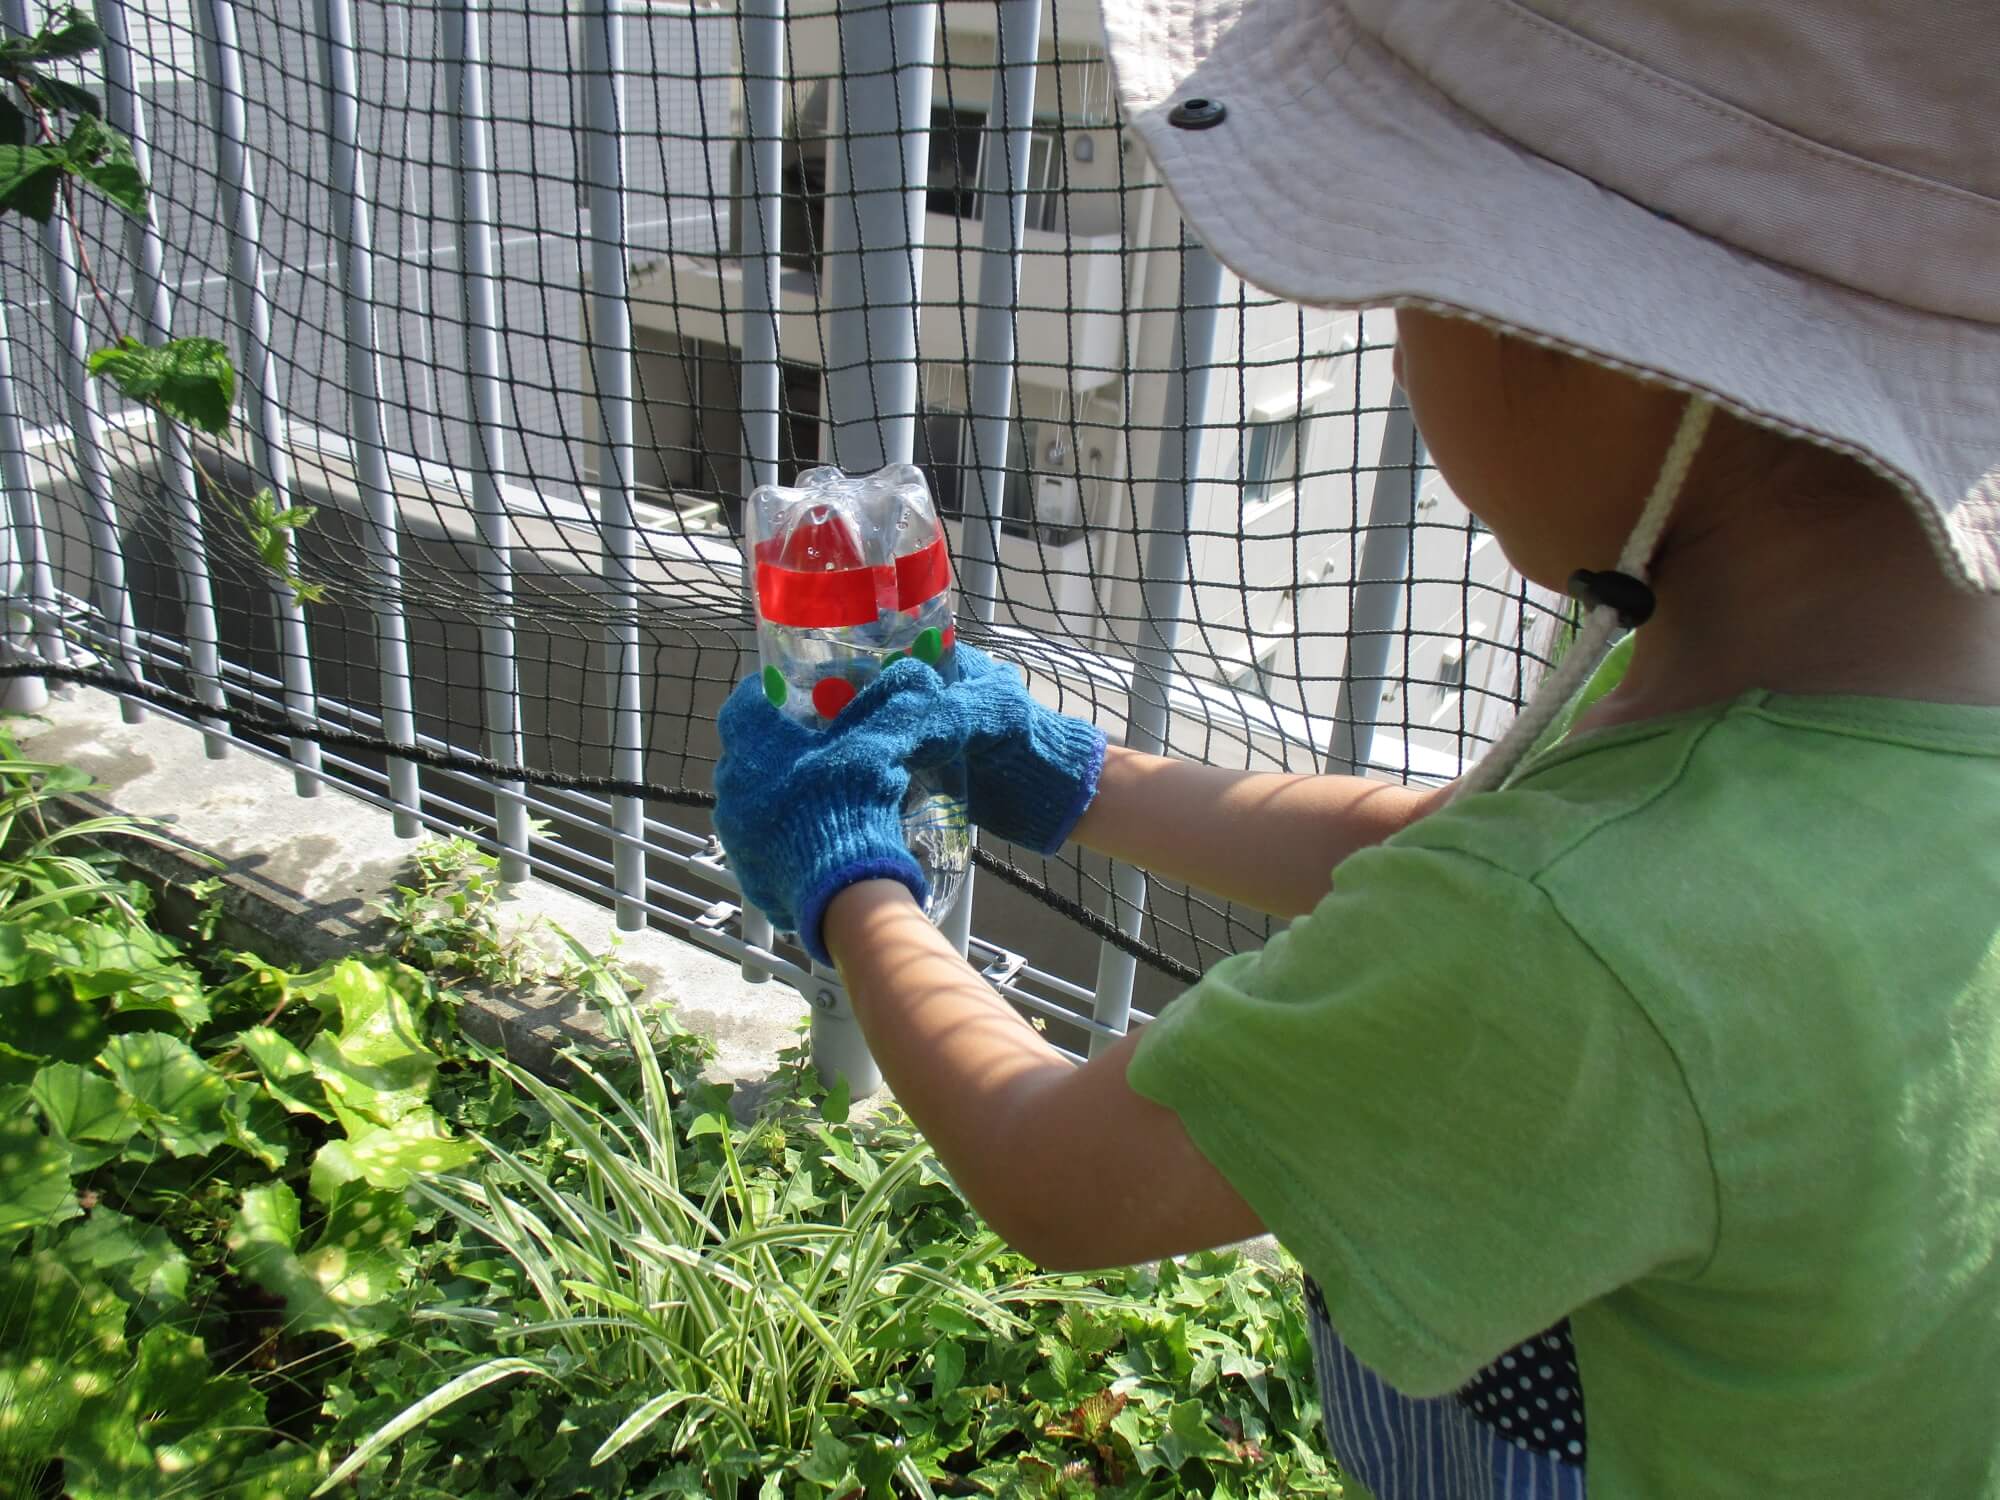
1073, 746, 1451, 918
948, 645, 1449, 916
824, 877, 1266, 1269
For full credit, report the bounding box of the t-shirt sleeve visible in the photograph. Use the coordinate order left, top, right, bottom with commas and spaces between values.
1126, 839, 1717, 1397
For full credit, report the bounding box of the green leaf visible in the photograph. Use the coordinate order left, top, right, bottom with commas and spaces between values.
301, 958, 439, 1133
225, 1082, 294, 1170
1156, 1399, 1232, 1472
820, 1073, 851, 1125
30, 1058, 139, 1171
314, 1357, 553, 1495
0, 972, 108, 1064
98, 1032, 232, 1156
0, 140, 66, 222
309, 1113, 477, 1198
926, 1303, 982, 1339
931, 1338, 965, 1401
21, 66, 101, 120
0, 1083, 79, 1246
0, 1252, 128, 1465
4, 8, 106, 62
59, 1206, 191, 1318
87, 334, 235, 435
29, 912, 208, 1024
227, 1181, 414, 1349
236, 1024, 334, 1120
62, 1326, 272, 1500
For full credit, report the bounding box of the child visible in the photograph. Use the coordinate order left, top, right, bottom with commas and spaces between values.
714, 0, 2000, 1493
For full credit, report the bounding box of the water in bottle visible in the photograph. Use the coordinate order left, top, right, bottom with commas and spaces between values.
749, 464, 971, 923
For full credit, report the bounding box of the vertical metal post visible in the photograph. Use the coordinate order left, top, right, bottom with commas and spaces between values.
818, 0, 935, 470
198, 0, 322, 795
1087, 240, 1225, 1051
442, 0, 530, 881
940, 0, 1041, 960
0, 295, 56, 712
318, 0, 421, 836
957, 0, 1039, 619
580, 0, 648, 928
99, 0, 226, 752
2, 0, 144, 722
1328, 389, 1420, 775
806, 0, 935, 1094
734, 0, 786, 978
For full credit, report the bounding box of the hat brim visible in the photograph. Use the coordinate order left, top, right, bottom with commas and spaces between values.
1101, 0, 2000, 591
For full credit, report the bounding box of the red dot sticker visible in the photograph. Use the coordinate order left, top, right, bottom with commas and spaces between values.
812, 676, 858, 720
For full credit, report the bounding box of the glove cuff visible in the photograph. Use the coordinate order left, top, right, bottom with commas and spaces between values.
979, 714, 1108, 855
796, 852, 928, 967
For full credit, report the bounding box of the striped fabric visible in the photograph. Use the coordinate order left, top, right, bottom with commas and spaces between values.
1305, 1298, 1587, 1500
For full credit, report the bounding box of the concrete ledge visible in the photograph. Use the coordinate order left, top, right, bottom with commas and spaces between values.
12, 686, 808, 1087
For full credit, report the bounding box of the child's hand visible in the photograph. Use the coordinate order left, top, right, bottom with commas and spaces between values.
949, 644, 1108, 854
714, 658, 968, 962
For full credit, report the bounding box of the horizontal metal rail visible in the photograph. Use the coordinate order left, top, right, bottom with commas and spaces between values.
0, 8, 1492, 1097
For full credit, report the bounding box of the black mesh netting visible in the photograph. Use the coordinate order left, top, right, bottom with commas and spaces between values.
0, 0, 1564, 1022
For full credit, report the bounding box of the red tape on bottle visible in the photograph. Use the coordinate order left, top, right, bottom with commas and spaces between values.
755, 537, 952, 628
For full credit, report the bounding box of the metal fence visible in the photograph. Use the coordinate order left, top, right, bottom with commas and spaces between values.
0, 0, 1561, 1088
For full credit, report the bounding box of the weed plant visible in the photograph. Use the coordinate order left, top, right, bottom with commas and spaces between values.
0, 741, 1337, 1498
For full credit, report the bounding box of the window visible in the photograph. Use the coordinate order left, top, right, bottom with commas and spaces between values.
1241, 413, 1308, 507
926, 106, 1064, 232
927, 106, 986, 221
1022, 130, 1063, 234
916, 408, 1034, 529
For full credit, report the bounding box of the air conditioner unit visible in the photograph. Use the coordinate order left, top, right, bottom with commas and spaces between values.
1034, 474, 1083, 534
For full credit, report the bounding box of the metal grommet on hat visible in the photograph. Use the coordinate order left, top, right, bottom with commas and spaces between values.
1167, 97, 1227, 130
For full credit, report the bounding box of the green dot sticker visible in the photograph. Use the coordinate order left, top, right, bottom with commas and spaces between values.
883, 649, 909, 666
912, 626, 944, 665
761, 664, 788, 707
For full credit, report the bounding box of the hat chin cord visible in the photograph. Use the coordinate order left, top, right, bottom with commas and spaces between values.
1450, 395, 1715, 801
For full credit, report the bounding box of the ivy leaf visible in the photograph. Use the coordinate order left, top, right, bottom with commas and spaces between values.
0, 140, 67, 222
1154, 1399, 1233, 1472
0, 1083, 80, 1247
87, 335, 234, 434
227, 1181, 412, 1349
98, 1032, 232, 1157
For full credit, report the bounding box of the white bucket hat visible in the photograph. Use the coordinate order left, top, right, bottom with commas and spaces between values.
1096, 0, 2000, 595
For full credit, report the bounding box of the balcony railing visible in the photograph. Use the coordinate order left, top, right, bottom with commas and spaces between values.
0, 0, 1555, 1092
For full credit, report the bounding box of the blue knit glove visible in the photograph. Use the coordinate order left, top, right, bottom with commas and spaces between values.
713, 658, 971, 964
949, 644, 1107, 855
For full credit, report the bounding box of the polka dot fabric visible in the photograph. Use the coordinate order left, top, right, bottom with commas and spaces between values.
1302, 1277, 1588, 1499
1455, 1324, 1588, 1461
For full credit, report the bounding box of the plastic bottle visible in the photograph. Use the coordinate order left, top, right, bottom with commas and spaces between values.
749, 463, 971, 926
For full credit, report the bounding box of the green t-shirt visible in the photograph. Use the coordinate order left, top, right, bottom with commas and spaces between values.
1129, 691, 2000, 1496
